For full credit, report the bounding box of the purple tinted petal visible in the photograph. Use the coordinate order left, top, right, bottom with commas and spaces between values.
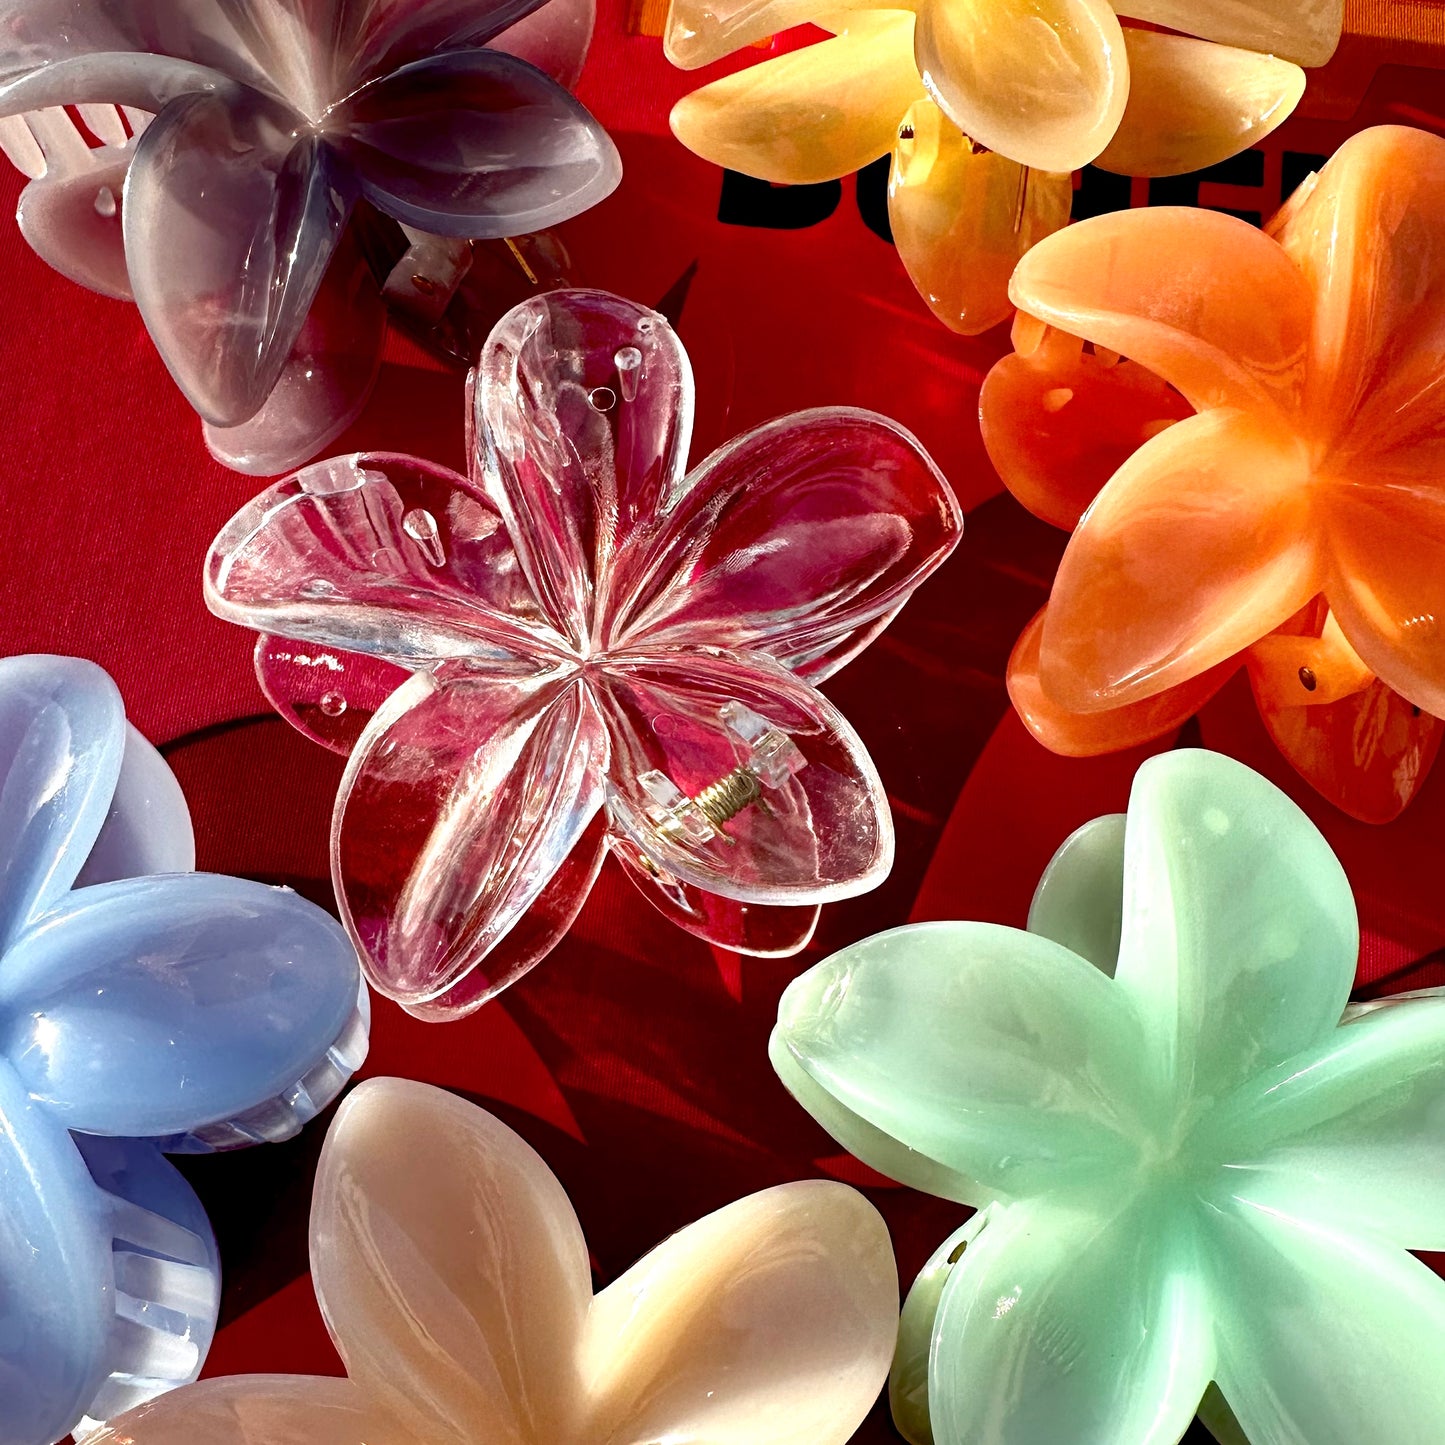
0, 53, 233, 118
335, 664, 608, 1007
203, 226, 386, 474
335, 50, 620, 238
621, 408, 962, 682
125, 90, 353, 426
206, 453, 552, 663
491, 0, 597, 89
474, 290, 693, 644
349, 0, 558, 74
600, 649, 891, 904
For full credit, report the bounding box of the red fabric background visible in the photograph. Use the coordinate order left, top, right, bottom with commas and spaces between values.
2, 7, 1445, 1440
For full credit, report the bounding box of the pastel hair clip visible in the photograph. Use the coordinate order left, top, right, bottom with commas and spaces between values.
0, 0, 617, 473
982, 124, 1445, 822
664, 0, 1336, 333
204, 286, 962, 1018
772, 747, 1445, 1445
0, 654, 368, 1445
88, 1076, 899, 1445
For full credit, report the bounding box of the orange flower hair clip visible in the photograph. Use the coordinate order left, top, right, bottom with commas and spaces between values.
981, 125, 1445, 823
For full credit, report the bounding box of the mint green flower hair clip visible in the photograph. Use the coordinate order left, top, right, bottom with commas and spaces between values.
771, 747, 1445, 1445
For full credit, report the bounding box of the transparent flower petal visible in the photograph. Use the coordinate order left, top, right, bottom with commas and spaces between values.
600, 649, 891, 903
1114, 0, 1341, 68
664, 0, 877, 69
670, 17, 924, 186
1009, 207, 1313, 414
1113, 749, 1357, 1109
206, 453, 550, 664
312, 1078, 590, 1442
334, 666, 608, 1008
336, 51, 620, 238
585, 1182, 897, 1445
771, 921, 1150, 1206
1095, 31, 1303, 179
618, 409, 960, 680
1038, 408, 1318, 711
125, 90, 353, 427
0, 653, 124, 950
475, 289, 693, 645
913, 0, 1128, 172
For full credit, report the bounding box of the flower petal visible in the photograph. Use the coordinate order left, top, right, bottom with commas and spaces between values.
491, 0, 598, 90
125, 90, 354, 427
1322, 475, 1445, 720
203, 227, 387, 476
914, 0, 1128, 172
600, 649, 891, 903
0, 873, 361, 1138
86, 1377, 374, 1445
206, 453, 548, 663
312, 1078, 590, 1443
350, 0, 557, 74
1112, 749, 1357, 1111
585, 1181, 896, 1445
255, 636, 411, 756
1211, 995, 1445, 1249
1115, 0, 1341, 68
0, 653, 124, 950
889, 98, 1071, 337
475, 290, 693, 644
929, 1194, 1212, 1445
334, 666, 607, 1008
1208, 1200, 1445, 1444
1283, 128, 1445, 467
0, 1067, 112, 1445
771, 921, 1150, 1207
664, 0, 875, 68
1038, 408, 1319, 711
0, 53, 236, 118
1095, 31, 1303, 179
1026, 811, 1126, 975
618, 409, 960, 679
1008, 207, 1313, 414
73, 723, 196, 887
670, 17, 924, 186
335, 52, 619, 238
615, 841, 821, 955
981, 326, 1194, 530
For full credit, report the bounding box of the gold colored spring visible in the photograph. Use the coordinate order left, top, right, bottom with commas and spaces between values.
694, 767, 762, 829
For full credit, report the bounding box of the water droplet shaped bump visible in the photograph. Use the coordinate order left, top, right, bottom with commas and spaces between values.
402, 508, 446, 568
588, 386, 617, 413
614, 346, 643, 401
319, 692, 347, 718
94, 185, 117, 218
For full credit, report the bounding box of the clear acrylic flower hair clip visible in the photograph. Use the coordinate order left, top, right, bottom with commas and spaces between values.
205, 288, 962, 1020
0, 0, 617, 474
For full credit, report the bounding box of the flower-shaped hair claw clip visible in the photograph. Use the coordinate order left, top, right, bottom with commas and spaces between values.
665, 0, 1334, 333
89, 1077, 899, 1445
205, 287, 962, 1018
981, 125, 1445, 822
773, 747, 1445, 1445
0, 0, 618, 472
0, 654, 369, 1445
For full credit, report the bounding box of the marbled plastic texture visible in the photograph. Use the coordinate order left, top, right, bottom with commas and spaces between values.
0, 655, 369, 1445
982, 124, 1445, 822
0, 0, 616, 471
666, 0, 1331, 333
773, 748, 1445, 1445
204, 288, 961, 1018
88, 1077, 899, 1445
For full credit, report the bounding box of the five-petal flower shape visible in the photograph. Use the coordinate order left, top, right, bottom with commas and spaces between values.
772, 747, 1445, 1445
89, 1076, 900, 1445
205, 288, 962, 1018
0, 653, 368, 1445
0, 0, 619, 468
980, 124, 1445, 823
665, 0, 1329, 333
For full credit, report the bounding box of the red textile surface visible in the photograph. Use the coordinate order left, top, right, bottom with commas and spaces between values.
2, 7, 1445, 1441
